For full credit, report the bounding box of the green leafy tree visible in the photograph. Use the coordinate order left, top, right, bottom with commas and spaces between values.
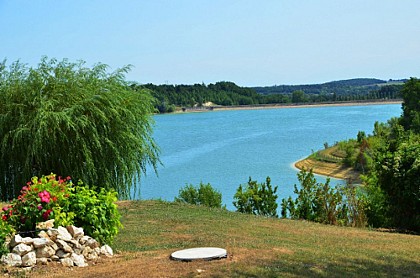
233, 177, 278, 217
291, 90, 308, 103
0, 57, 159, 200
360, 79, 420, 231
175, 182, 223, 208
370, 132, 420, 231
400, 77, 420, 132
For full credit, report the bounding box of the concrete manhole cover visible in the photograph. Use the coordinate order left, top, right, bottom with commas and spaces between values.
170, 247, 227, 261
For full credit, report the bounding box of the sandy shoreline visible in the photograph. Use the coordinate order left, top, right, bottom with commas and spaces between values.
178, 100, 402, 113
293, 157, 362, 183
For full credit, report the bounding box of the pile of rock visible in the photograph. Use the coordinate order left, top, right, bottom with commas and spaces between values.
1, 222, 113, 269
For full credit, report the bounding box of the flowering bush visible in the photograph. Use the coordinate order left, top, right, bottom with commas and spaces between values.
1, 173, 122, 245
2, 174, 74, 233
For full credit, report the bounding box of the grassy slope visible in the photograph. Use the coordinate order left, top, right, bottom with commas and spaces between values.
30, 200, 419, 278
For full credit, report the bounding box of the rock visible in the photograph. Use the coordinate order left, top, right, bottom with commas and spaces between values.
50, 242, 59, 251
69, 239, 83, 252
51, 255, 60, 261
9, 234, 23, 248
60, 257, 74, 267
47, 228, 59, 241
36, 257, 49, 265
1, 253, 22, 267
67, 226, 84, 239
22, 237, 34, 245
36, 245, 55, 258
38, 230, 50, 239
85, 237, 99, 249
56, 239, 73, 253
100, 245, 113, 257
21, 251, 36, 267
57, 226, 72, 241
70, 238, 84, 255
86, 251, 98, 261
79, 236, 88, 245
1, 224, 112, 269
33, 237, 53, 248
36, 219, 55, 230
82, 246, 92, 256
12, 243, 33, 256
71, 253, 87, 267
56, 249, 71, 258
82, 246, 99, 261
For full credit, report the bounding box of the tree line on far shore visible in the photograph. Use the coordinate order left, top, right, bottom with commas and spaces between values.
132, 79, 403, 113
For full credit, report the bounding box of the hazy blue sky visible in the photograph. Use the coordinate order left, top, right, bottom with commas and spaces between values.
1, 1, 419, 86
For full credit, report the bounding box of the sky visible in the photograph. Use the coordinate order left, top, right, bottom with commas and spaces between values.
1, 0, 420, 87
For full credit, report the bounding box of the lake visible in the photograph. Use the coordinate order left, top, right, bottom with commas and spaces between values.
134, 103, 402, 210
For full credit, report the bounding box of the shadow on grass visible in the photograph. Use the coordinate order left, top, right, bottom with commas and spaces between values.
227, 256, 420, 278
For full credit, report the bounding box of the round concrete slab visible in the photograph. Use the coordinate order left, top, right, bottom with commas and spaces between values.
170, 247, 227, 261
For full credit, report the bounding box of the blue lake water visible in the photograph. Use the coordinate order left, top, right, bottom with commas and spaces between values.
134, 103, 402, 210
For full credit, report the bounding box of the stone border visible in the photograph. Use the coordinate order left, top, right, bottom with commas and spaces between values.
1, 222, 113, 269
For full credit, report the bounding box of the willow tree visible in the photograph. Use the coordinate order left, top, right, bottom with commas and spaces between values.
0, 57, 159, 200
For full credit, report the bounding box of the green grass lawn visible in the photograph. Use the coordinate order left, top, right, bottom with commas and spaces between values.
113, 200, 420, 277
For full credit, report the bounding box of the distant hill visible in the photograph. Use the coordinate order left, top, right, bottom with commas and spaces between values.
133, 78, 404, 113
253, 78, 406, 95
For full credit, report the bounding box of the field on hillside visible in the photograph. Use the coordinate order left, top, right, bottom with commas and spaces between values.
19, 200, 419, 278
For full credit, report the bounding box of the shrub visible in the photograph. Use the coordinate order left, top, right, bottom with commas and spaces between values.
1, 173, 122, 245
233, 177, 278, 217
2, 174, 74, 233
0, 217, 15, 256
68, 182, 122, 245
281, 169, 367, 227
175, 182, 223, 208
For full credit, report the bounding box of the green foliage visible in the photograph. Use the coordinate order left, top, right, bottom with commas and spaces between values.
291, 90, 308, 103
369, 132, 420, 231
282, 169, 366, 227
233, 177, 278, 217
1, 174, 122, 245
339, 183, 368, 228
0, 217, 15, 256
338, 139, 358, 167
68, 182, 122, 245
175, 182, 223, 209
356, 79, 420, 231
0, 57, 159, 200
400, 77, 420, 133
360, 174, 391, 228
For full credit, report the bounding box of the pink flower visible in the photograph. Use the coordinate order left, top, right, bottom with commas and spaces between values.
37, 205, 43, 210
38, 190, 51, 203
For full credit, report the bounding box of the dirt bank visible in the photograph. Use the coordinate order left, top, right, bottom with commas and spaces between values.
294, 157, 361, 183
